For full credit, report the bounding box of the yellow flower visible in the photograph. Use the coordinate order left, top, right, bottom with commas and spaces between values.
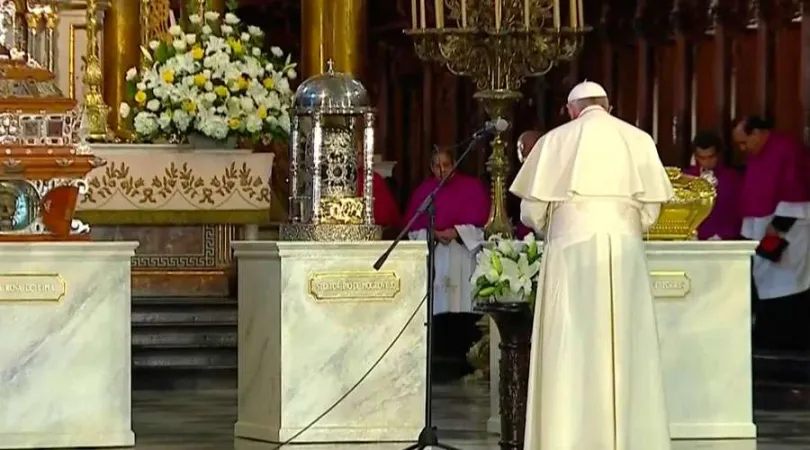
236, 77, 249, 91
161, 70, 175, 84
256, 106, 267, 119
228, 118, 241, 130
263, 78, 274, 89
214, 85, 229, 97
182, 100, 196, 113
134, 91, 147, 104
191, 46, 204, 60
193, 74, 206, 87
228, 38, 244, 55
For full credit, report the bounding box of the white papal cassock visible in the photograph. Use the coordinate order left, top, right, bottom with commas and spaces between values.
510, 82, 675, 450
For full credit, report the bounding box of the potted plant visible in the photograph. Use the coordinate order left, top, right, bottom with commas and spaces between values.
119, 1, 297, 148
471, 233, 541, 450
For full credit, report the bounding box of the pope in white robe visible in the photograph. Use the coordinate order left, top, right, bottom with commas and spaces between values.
510, 81, 675, 450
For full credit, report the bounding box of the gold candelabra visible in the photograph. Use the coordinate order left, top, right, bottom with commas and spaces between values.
82, 0, 111, 142
406, 0, 589, 237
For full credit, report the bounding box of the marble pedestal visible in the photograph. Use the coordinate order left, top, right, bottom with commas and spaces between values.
488, 241, 758, 440
0, 242, 138, 449
232, 241, 427, 446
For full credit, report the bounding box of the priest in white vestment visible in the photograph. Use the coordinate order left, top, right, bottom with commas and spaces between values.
404, 148, 491, 314
510, 81, 675, 450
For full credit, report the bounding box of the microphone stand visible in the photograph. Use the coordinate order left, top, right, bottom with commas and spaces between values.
374, 128, 495, 450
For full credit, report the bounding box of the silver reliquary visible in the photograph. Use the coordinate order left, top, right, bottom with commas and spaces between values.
280, 60, 381, 241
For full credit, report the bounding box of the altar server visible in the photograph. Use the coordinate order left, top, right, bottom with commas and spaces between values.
732, 116, 810, 349
404, 148, 490, 314
511, 81, 674, 450
684, 130, 743, 240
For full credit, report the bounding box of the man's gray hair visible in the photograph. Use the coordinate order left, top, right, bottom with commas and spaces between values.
569, 96, 609, 110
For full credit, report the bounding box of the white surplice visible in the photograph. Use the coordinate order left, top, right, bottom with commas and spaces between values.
511, 105, 674, 450
409, 225, 483, 314
742, 202, 810, 299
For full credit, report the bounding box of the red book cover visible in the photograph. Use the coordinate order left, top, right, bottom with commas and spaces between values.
40, 186, 79, 238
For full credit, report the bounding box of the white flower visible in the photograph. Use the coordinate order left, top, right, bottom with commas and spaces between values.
133, 112, 158, 136
495, 237, 517, 259
172, 39, 187, 51
248, 25, 262, 36
157, 112, 172, 130
270, 46, 283, 57
173, 109, 191, 130
224, 13, 240, 24
252, 47, 261, 56
221, 25, 233, 35
241, 32, 250, 42
265, 63, 273, 71
204, 11, 219, 21
513, 253, 539, 295
136, 82, 146, 91
119, 102, 130, 118
471, 248, 500, 285
169, 25, 182, 36
286, 68, 297, 80
245, 115, 262, 133
146, 99, 161, 111
125, 67, 137, 81
185, 33, 197, 45
189, 14, 201, 24
149, 40, 160, 50
202, 25, 212, 35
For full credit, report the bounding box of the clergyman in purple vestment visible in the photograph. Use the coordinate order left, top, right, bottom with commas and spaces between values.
684, 130, 742, 240
404, 148, 490, 314
732, 116, 810, 350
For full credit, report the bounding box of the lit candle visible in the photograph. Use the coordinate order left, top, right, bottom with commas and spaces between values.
495, 0, 501, 30
553, 0, 560, 29
577, 0, 583, 29
524, 0, 530, 30
461, 0, 467, 27
569, 0, 576, 28
420, 0, 426, 28
412, 0, 417, 29
435, 0, 444, 28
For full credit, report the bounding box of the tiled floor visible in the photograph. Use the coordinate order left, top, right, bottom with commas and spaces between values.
125, 382, 810, 449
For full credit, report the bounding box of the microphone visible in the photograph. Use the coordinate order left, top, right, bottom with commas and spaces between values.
472, 118, 510, 139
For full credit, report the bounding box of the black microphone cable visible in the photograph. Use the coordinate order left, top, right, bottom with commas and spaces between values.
261, 293, 428, 449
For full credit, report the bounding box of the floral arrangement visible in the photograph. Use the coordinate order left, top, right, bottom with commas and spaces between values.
471, 233, 542, 304
119, 3, 297, 145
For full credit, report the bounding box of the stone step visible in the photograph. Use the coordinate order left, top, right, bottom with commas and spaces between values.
132, 347, 237, 369
132, 325, 237, 348
132, 297, 237, 326
754, 350, 810, 385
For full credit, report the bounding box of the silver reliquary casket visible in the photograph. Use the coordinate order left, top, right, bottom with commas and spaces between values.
279, 60, 382, 241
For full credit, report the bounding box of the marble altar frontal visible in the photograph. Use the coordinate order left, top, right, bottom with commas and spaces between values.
0, 242, 138, 449
488, 240, 758, 441
232, 241, 427, 445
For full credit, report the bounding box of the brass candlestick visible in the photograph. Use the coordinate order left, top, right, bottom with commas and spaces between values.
406, 0, 589, 237
82, 0, 112, 142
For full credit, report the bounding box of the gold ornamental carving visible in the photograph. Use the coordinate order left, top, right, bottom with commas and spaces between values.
82, 0, 112, 141
83, 161, 270, 207
647, 167, 716, 241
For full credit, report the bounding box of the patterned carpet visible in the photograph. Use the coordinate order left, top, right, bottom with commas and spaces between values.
119, 382, 810, 450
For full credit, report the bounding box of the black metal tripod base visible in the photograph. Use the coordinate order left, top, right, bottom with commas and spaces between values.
402, 426, 462, 450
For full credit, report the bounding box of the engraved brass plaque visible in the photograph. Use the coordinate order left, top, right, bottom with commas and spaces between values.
308, 271, 401, 302
650, 271, 691, 298
0, 274, 66, 302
